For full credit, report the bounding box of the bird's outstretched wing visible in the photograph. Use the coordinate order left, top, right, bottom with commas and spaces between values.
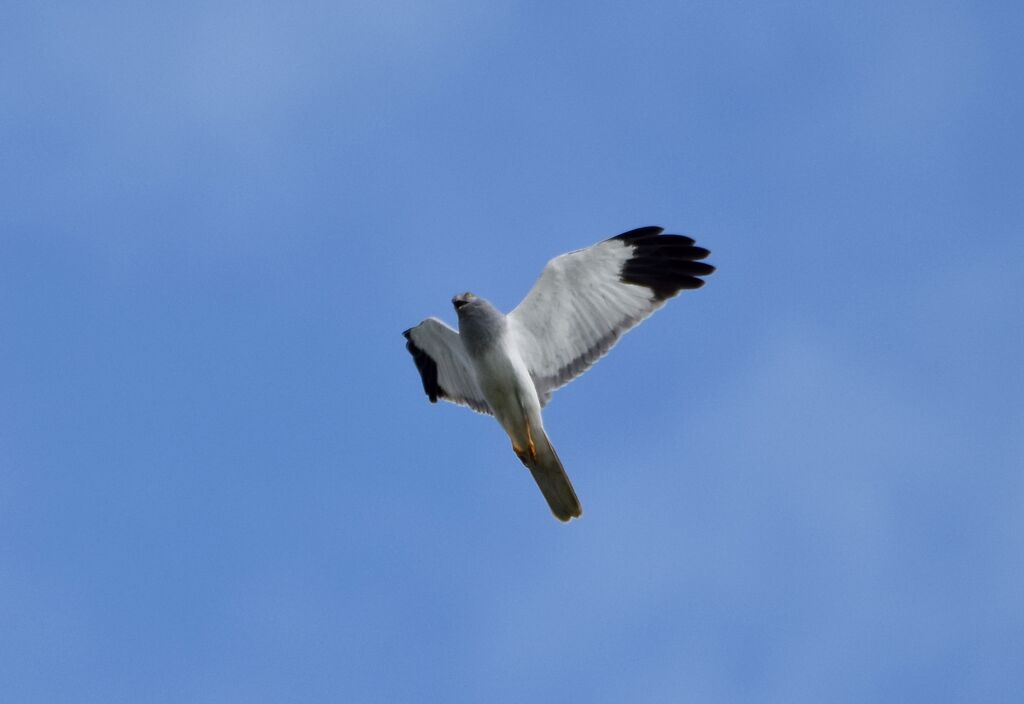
403, 318, 492, 414
507, 226, 714, 402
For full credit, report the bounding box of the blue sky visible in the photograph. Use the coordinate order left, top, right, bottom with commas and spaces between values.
2, 1, 1022, 701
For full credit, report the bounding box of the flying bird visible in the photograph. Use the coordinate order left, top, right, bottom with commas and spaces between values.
403, 226, 715, 522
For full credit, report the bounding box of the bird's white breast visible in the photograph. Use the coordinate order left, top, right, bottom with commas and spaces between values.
471, 334, 541, 434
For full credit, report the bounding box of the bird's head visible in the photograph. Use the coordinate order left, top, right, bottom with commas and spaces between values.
452, 292, 477, 312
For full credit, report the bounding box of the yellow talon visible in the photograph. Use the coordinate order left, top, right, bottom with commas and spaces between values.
512, 442, 528, 464
513, 423, 539, 464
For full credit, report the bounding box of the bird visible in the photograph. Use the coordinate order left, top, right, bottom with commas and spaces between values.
402, 226, 715, 522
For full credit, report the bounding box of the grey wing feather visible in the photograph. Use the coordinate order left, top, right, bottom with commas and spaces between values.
507, 226, 714, 402
403, 318, 492, 414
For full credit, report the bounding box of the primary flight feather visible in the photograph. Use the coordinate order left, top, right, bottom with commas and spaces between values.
403, 226, 715, 521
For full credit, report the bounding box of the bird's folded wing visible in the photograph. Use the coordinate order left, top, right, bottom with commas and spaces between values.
403, 317, 492, 414
507, 226, 714, 401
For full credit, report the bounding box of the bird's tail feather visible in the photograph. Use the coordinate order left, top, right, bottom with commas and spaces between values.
525, 428, 582, 522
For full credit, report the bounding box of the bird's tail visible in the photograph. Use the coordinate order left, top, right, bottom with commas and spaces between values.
524, 427, 582, 522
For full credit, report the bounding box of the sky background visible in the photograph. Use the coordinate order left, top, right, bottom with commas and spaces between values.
2, 1, 1023, 702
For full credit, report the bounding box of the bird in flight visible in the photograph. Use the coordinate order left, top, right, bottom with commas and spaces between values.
403, 226, 715, 522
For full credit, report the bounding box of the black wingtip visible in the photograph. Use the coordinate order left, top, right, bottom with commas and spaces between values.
613, 227, 715, 301
404, 331, 443, 403
610, 225, 664, 243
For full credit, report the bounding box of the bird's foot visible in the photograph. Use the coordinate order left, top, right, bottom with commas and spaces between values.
525, 424, 538, 461
512, 442, 529, 466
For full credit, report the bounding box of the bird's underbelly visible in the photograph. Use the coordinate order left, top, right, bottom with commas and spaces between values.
472, 345, 542, 443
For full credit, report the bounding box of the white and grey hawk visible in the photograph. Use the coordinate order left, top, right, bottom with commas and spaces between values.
403, 226, 715, 522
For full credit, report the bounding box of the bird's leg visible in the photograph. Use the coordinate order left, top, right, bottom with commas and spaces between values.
512, 442, 529, 466
525, 423, 537, 460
